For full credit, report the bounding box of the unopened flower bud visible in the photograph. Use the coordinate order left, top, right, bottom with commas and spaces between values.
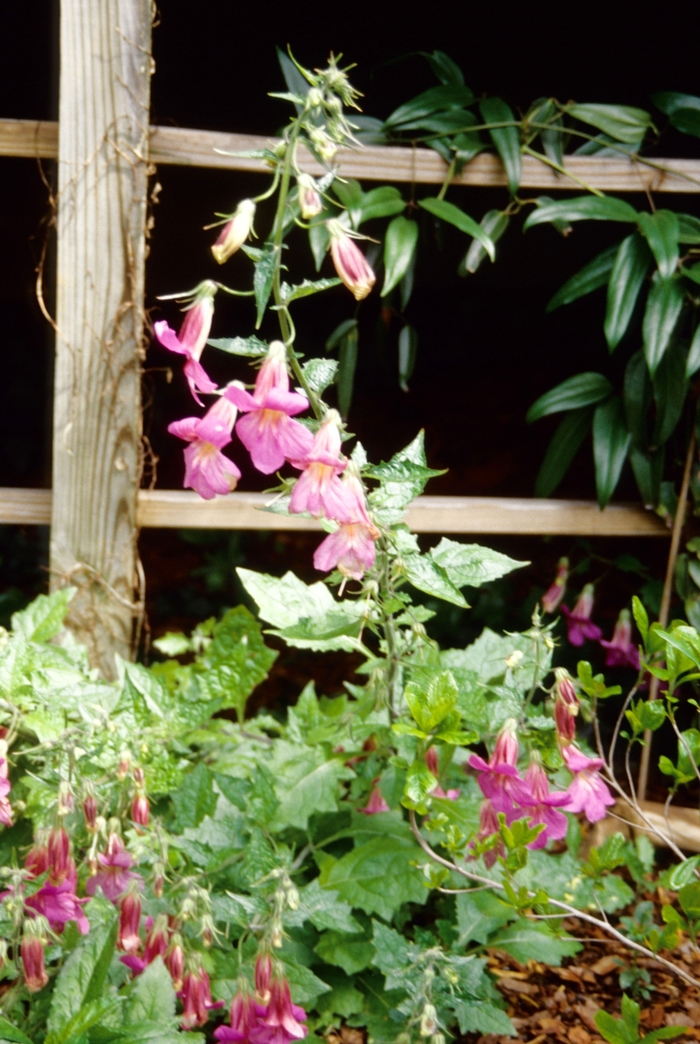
297, 174, 323, 220
200, 914, 216, 948
131, 792, 149, 828
117, 751, 131, 780
133, 766, 145, 788
327, 220, 376, 301
144, 913, 169, 964
554, 668, 579, 744
48, 826, 73, 885
57, 781, 74, 816
166, 934, 185, 991
286, 884, 300, 911
255, 952, 272, 1005
153, 862, 165, 898
542, 557, 569, 614
211, 199, 256, 264
306, 87, 324, 108
271, 926, 283, 948
21, 919, 49, 993
419, 1004, 438, 1037
83, 790, 98, 831
118, 883, 142, 953
0, 938, 6, 971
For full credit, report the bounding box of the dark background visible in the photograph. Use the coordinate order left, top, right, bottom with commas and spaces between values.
0, 2, 696, 699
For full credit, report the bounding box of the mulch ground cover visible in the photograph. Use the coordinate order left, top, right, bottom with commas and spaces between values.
462, 911, 700, 1044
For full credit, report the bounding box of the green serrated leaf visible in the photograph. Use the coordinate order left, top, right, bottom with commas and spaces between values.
314, 931, 375, 975
281, 277, 342, 303
254, 247, 278, 328
320, 836, 427, 921
12, 588, 76, 643
300, 357, 338, 396
207, 335, 268, 357
489, 919, 581, 966
126, 958, 176, 1024
430, 538, 527, 587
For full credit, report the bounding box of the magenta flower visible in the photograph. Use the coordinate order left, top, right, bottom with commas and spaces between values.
561, 584, 603, 646
0, 754, 12, 827
560, 745, 615, 823
25, 878, 89, 935
168, 396, 241, 501
225, 342, 314, 474
154, 281, 218, 405
180, 964, 223, 1029
215, 985, 266, 1043
314, 522, 379, 580
166, 935, 185, 991
472, 799, 504, 868
553, 668, 579, 744
86, 833, 141, 902
360, 784, 390, 814
250, 973, 307, 1044
290, 412, 360, 522
541, 557, 569, 614
468, 719, 521, 817
600, 608, 640, 670
21, 927, 49, 993
118, 884, 142, 953
255, 953, 273, 1005
511, 761, 569, 849
327, 220, 376, 301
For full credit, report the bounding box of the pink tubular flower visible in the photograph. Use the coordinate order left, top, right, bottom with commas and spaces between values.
361, 784, 390, 814
131, 792, 150, 828
83, 791, 98, 832
327, 219, 376, 301
21, 925, 49, 993
86, 832, 141, 902
250, 972, 307, 1044
215, 983, 266, 1043
255, 952, 273, 1006
313, 466, 380, 579
25, 877, 90, 935
47, 826, 73, 885
542, 557, 569, 614
118, 884, 142, 953
289, 412, 360, 522
25, 837, 49, 878
600, 608, 640, 670
211, 199, 256, 264
169, 396, 241, 501
511, 761, 569, 850
225, 341, 314, 474
166, 934, 185, 991
154, 281, 218, 405
553, 668, 579, 745
472, 800, 504, 869
0, 752, 12, 827
180, 963, 222, 1029
561, 584, 603, 646
468, 719, 521, 817
560, 745, 615, 823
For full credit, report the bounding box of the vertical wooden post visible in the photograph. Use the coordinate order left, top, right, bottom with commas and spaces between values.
51, 0, 152, 676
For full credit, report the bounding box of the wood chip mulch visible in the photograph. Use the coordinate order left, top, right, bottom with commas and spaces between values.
462, 916, 700, 1044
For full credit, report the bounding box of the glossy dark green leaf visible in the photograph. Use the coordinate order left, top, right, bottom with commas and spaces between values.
524, 195, 638, 230
623, 350, 652, 445
276, 47, 310, 113
683, 263, 700, 286
568, 103, 652, 144
638, 210, 679, 279
653, 91, 700, 138
419, 198, 495, 259
652, 343, 687, 445
309, 221, 330, 271
337, 322, 359, 418
534, 407, 594, 497
396, 109, 476, 134
461, 210, 510, 274
604, 233, 651, 350
546, 244, 618, 312
398, 325, 418, 392
382, 216, 419, 296
325, 318, 357, 352
593, 397, 631, 508
479, 96, 521, 195
642, 277, 685, 375
677, 214, 700, 244
384, 85, 476, 128
629, 445, 664, 508
356, 186, 406, 225
686, 325, 700, 379
527, 372, 612, 422
254, 247, 277, 328
424, 50, 465, 86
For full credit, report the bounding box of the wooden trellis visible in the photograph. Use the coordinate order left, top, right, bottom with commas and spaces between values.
5, 22, 700, 673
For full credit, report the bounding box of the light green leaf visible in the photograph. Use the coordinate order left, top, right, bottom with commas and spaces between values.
605, 233, 652, 350
300, 357, 338, 396
457, 890, 516, 946
281, 277, 341, 303
126, 958, 176, 1024
320, 836, 428, 921
367, 431, 445, 523
593, 397, 631, 508
402, 551, 467, 607
524, 195, 638, 229
0, 1017, 34, 1044
546, 244, 618, 312
569, 103, 652, 144
12, 588, 75, 643
170, 763, 217, 830
638, 210, 679, 279
480, 96, 521, 194
268, 741, 354, 830
382, 216, 419, 296
405, 670, 458, 732
489, 919, 581, 965
370, 920, 411, 988
419, 198, 495, 260
462, 210, 510, 275
594, 1010, 633, 1044
527, 372, 612, 422
314, 931, 375, 975
632, 595, 649, 644
294, 878, 361, 933
452, 1001, 516, 1037
642, 277, 685, 376
152, 631, 190, 656
356, 186, 405, 225
430, 538, 527, 587
207, 335, 268, 357
46, 897, 117, 1037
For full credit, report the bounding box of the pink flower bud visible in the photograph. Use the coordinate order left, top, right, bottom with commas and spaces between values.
425, 747, 439, 777
554, 669, 579, 744
211, 199, 256, 264
144, 913, 169, 964
166, 935, 185, 991
83, 791, 98, 832
117, 751, 131, 780
327, 219, 376, 301
131, 792, 150, 828
57, 781, 74, 816
47, 827, 73, 885
180, 962, 221, 1029
297, 174, 323, 219
255, 951, 273, 1005
133, 766, 145, 787
25, 836, 49, 878
118, 884, 142, 953
541, 557, 569, 614
361, 784, 390, 815
21, 929, 49, 993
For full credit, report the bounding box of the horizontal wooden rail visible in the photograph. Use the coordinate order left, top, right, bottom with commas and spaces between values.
2, 118, 699, 193
0, 488, 668, 535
